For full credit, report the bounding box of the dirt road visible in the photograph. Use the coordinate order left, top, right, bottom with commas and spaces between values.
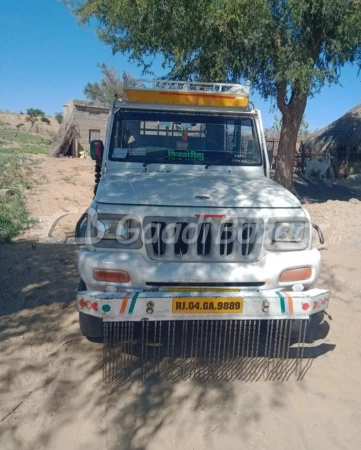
1, 156, 361, 450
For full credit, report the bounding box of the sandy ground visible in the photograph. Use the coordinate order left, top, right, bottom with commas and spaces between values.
1, 156, 361, 450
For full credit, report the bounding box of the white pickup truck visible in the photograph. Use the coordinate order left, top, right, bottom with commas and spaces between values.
75, 79, 330, 375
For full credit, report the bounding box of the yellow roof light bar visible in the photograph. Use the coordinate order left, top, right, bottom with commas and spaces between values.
123, 77, 251, 109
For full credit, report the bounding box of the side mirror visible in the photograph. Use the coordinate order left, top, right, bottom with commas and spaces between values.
267, 148, 273, 166
90, 140, 104, 161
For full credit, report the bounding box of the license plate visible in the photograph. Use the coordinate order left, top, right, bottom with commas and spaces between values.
172, 297, 243, 314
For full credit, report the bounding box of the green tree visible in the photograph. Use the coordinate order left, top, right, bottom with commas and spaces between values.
25, 108, 45, 129
271, 114, 309, 137
84, 63, 124, 103
55, 112, 63, 124
65, 0, 361, 190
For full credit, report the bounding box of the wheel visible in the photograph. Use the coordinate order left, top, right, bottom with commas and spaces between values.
290, 312, 329, 343
78, 279, 104, 341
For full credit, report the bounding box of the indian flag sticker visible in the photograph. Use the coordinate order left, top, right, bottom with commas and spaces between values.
276, 292, 294, 314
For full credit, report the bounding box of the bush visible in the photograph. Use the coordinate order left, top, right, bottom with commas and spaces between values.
0, 192, 32, 243
55, 112, 63, 124
41, 117, 51, 125
0, 154, 35, 242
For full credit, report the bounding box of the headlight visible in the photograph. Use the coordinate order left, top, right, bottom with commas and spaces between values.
95, 219, 131, 241
89, 214, 142, 249
117, 220, 130, 240
273, 222, 305, 243
265, 221, 310, 251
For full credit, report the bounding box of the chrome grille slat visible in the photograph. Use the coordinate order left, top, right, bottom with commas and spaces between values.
144, 217, 262, 262
197, 223, 211, 256
244, 223, 250, 256
164, 224, 176, 258
156, 222, 161, 256
210, 222, 220, 258
220, 222, 234, 256
174, 222, 188, 256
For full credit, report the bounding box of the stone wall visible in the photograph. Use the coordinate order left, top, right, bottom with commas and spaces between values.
63, 100, 109, 155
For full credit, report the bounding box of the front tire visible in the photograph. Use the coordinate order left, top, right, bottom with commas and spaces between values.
290, 312, 329, 343
78, 279, 103, 341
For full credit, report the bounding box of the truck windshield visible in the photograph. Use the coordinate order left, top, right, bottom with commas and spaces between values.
109, 110, 262, 166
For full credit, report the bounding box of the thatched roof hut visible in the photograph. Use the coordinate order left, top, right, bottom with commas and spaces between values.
305, 104, 361, 158
50, 121, 79, 157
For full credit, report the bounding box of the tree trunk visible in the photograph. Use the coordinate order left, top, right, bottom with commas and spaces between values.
275, 89, 308, 192
275, 114, 299, 191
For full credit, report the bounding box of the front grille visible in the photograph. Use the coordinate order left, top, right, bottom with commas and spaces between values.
144, 217, 263, 262
150, 221, 166, 255
197, 223, 212, 256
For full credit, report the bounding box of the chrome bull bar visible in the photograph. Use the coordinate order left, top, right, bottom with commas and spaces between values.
77, 288, 330, 383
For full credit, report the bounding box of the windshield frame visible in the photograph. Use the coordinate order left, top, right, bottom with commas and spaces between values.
107, 107, 264, 168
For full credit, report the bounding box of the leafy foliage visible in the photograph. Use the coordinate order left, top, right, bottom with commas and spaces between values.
25, 108, 46, 128
41, 117, 51, 125
83, 63, 125, 102
55, 112, 63, 124
67, 1, 361, 94
0, 155, 35, 242
65, 0, 361, 188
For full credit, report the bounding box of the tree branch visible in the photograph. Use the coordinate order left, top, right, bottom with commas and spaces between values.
0, 402, 23, 423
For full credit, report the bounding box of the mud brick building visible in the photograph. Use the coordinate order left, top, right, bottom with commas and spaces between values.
62, 100, 109, 155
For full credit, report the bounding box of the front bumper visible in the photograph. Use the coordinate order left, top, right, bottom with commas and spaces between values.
78, 248, 322, 291
77, 288, 330, 322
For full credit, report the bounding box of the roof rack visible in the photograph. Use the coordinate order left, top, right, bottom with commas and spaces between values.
123, 77, 251, 109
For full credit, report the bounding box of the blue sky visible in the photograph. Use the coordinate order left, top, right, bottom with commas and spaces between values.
1, 0, 360, 130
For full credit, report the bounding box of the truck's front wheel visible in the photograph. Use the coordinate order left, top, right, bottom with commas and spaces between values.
78, 279, 103, 341
290, 311, 329, 343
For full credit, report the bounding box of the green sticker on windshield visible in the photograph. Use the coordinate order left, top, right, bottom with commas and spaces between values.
168, 150, 204, 162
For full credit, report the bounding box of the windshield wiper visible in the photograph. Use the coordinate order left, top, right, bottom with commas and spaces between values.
205, 153, 243, 169
143, 156, 169, 169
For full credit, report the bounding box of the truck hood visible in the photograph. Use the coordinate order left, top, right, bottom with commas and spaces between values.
96, 170, 301, 208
